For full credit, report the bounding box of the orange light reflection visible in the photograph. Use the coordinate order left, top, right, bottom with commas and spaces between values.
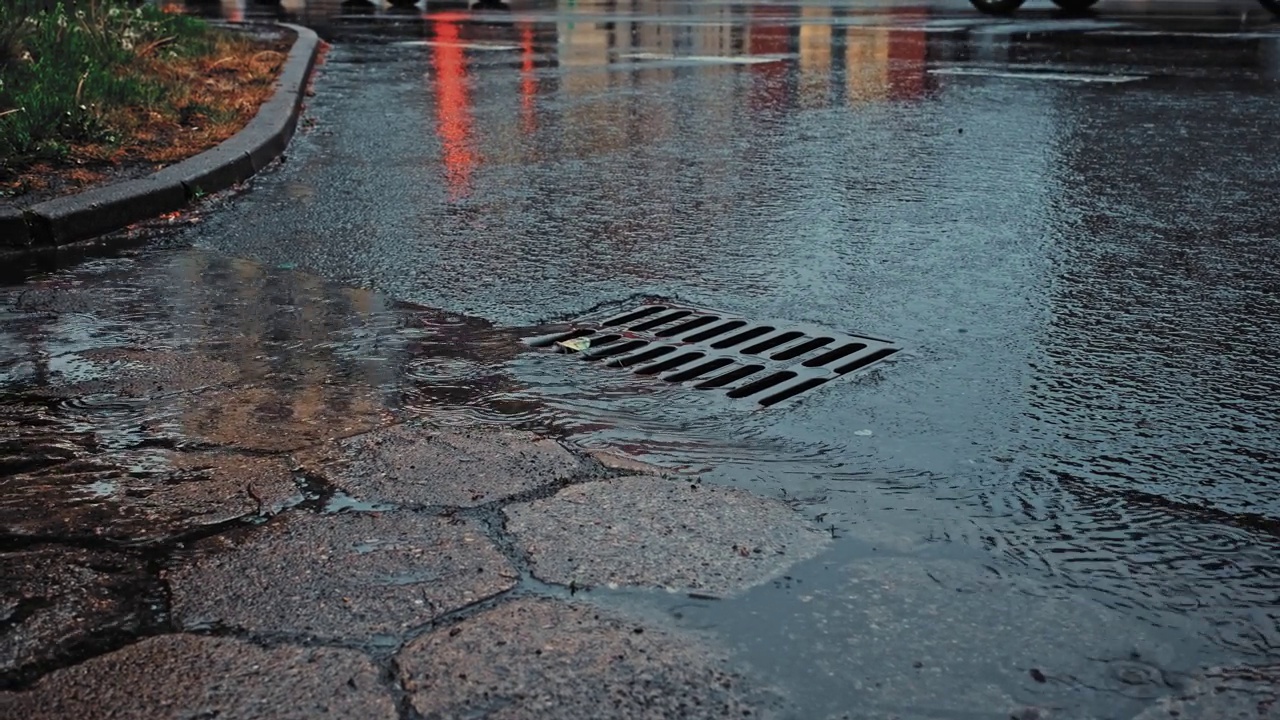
430, 18, 478, 200
888, 10, 928, 100
748, 5, 792, 111
519, 24, 538, 135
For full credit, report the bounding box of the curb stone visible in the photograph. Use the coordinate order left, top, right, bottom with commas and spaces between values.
0, 206, 30, 249
0, 22, 320, 254
24, 177, 187, 246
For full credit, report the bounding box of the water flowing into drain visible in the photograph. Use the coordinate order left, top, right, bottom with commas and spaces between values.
525, 303, 900, 407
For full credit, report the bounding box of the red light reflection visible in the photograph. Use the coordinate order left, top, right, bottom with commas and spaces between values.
520, 23, 537, 135
430, 16, 478, 200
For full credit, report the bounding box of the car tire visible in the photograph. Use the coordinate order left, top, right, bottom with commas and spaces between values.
969, 0, 1027, 15
1258, 0, 1280, 16
1051, 0, 1101, 10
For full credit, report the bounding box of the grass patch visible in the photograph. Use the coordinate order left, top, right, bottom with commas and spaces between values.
0, 0, 286, 196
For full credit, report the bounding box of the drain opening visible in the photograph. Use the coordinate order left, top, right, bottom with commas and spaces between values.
727, 371, 796, 399
532, 302, 900, 407
741, 331, 805, 355
803, 342, 867, 367
664, 357, 735, 382
584, 333, 623, 347
585, 339, 648, 359
759, 377, 830, 407
833, 347, 897, 374
696, 364, 764, 389
528, 328, 595, 348
602, 306, 665, 326
772, 337, 833, 361
711, 326, 774, 349
684, 320, 747, 343
630, 310, 693, 332
656, 315, 719, 337
609, 345, 674, 367
635, 351, 705, 375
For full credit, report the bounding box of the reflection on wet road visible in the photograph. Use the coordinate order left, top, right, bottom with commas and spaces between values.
13, 0, 1280, 717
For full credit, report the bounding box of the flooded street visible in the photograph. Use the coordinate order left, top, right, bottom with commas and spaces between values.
5, 1, 1280, 717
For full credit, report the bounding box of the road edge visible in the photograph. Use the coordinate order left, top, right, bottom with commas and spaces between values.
2, 22, 320, 257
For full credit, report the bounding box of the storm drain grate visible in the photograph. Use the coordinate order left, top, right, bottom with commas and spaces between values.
525, 303, 900, 407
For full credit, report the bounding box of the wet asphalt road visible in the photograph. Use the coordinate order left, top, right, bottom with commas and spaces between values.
18, 0, 1280, 717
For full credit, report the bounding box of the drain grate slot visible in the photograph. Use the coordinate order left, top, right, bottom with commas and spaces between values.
772, 337, 833, 361
630, 310, 693, 332
803, 342, 867, 368
727, 371, 796, 398
741, 331, 805, 355
655, 315, 719, 337
584, 333, 623, 348
711, 326, 774, 349
635, 351, 705, 375
664, 357, 735, 382
833, 347, 898, 375
684, 320, 747, 343
527, 328, 595, 348
609, 345, 674, 367
584, 339, 649, 359
602, 306, 665, 327
528, 302, 900, 406
758, 377, 830, 407
696, 364, 764, 389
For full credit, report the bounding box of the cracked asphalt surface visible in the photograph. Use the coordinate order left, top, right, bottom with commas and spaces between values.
3, 0, 1280, 718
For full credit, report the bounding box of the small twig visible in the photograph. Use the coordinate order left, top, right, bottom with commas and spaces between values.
74, 72, 88, 105
245, 482, 265, 514
137, 35, 177, 58
0, 108, 23, 119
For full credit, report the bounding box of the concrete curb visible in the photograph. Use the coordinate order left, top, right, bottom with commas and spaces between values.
1, 22, 320, 254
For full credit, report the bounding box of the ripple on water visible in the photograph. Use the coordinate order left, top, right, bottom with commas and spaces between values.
57, 393, 153, 416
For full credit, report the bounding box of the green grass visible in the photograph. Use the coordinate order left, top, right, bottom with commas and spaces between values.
0, 0, 214, 174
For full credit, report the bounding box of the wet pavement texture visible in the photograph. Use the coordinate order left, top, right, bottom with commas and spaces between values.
506, 475, 830, 595
1, 634, 398, 720
167, 511, 518, 641
5, 0, 1280, 718
2, 448, 298, 541
1132, 664, 1280, 719
0, 249, 823, 711
296, 421, 589, 507
0, 547, 153, 678
397, 597, 786, 719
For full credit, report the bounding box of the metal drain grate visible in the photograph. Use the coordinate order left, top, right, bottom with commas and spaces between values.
525, 303, 900, 407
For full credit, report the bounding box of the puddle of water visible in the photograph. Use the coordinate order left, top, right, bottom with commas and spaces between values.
84, 479, 119, 499
15, 2, 1280, 714
393, 40, 521, 51
929, 67, 1147, 82
619, 52, 791, 65
325, 493, 399, 514
5, 211, 1278, 718
255, 24, 1277, 700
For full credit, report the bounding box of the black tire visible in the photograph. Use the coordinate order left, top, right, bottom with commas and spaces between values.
1051, 0, 1101, 10
1259, 0, 1280, 17
969, 0, 1027, 14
